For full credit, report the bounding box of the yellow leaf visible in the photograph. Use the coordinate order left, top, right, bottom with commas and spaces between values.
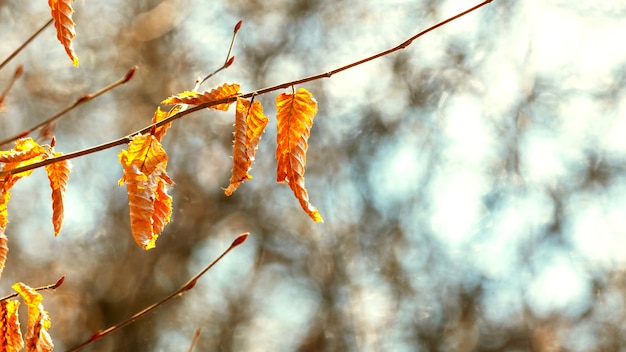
48, 0, 78, 66
161, 83, 240, 111
118, 134, 173, 249
0, 186, 10, 230
275, 88, 323, 222
45, 154, 71, 236
12, 282, 54, 352
225, 98, 269, 195
151, 106, 175, 142
0, 299, 24, 352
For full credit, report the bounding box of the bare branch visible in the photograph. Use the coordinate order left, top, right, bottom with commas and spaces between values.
0, 18, 53, 72
0, 66, 138, 148
66, 233, 249, 352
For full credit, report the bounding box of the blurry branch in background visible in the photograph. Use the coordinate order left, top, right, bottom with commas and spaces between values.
0, 18, 53, 72
0, 0, 493, 178
0, 66, 138, 147
0, 64, 23, 112
0, 275, 65, 302
188, 328, 203, 352
66, 233, 249, 352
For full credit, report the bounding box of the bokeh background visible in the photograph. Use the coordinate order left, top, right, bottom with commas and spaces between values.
1, 0, 626, 351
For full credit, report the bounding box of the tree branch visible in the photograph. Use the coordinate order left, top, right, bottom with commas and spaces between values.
66, 233, 249, 352
0, 0, 492, 177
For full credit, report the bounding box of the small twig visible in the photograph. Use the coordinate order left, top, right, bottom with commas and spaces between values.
0, 18, 53, 72
0, 275, 65, 302
0, 65, 23, 111
0, 66, 138, 148
66, 233, 249, 352
188, 328, 202, 352
0, 1, 492, 177
194, 20, 242, 90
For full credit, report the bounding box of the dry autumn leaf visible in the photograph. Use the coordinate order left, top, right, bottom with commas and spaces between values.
45, 153, 71, 236
0, 299, 24, 352
161, 83, 240, 111
12, 282, 54, 352
0, 138, 61, 279
48, 0, 79, 66
276, 88, 323, 222
224, 98, 269, 195
118, 134, 173, 249
151, 106, 175, 142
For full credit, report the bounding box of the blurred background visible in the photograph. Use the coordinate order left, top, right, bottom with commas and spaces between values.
1, 0, 626, 351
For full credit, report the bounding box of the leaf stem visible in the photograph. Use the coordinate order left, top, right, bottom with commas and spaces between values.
0, 18, 53, 72
0, 1, 492, 177
66, 233, 249, 352
0, 66, 138, 148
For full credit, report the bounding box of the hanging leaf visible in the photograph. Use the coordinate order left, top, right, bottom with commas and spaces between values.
48, 0, 79, 66
0, 229, 7, 282
118, 134, 173, 249
0, 299, 24, 352
275, 88, 323, 222
161, 83, 240, 111
151, 106, 175, 142
12, 282, 54, 352
44, 154, 71, 237
0, 138, 47, 186
225, 98, 269, 195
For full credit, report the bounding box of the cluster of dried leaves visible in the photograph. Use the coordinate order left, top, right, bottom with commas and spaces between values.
0, 0, 492, 348
0, 1, 321, 349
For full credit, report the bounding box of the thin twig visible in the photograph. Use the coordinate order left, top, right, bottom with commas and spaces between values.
0, 18, 53, 72
0, 275, 65, 302
0, 66, 138, 148
66, 233, 249, 352
0, 0, 492, 178
188, 328, 202, 352
195, 20, 242, 90
0, 65, 23, 110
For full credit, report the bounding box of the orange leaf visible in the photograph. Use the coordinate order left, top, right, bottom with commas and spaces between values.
225, 98, 269, 195
118, 134, 173, 249
12, 282, 54, 352
151, 178, 172, 235
275, 88, 323, 222
161, 83, 240, 111
0, 299, 24, 352
0, 186, 9, 231
48, 0, 78, 66
0, 138, 47, 226
0, 229, 7, 282
0, 138, 47, 182
151, 106, 175, 142
45, 154, 71, 236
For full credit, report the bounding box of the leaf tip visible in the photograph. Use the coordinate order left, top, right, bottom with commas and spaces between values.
72, 56, 79, 67
311, 211, 324, 223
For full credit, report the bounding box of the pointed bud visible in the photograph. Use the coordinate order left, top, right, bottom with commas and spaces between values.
14, 65, 23, 79
226, 56, 235, 67
123, 65, 138, 83
234, 20, 243, 33
232, 232, 249, 247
